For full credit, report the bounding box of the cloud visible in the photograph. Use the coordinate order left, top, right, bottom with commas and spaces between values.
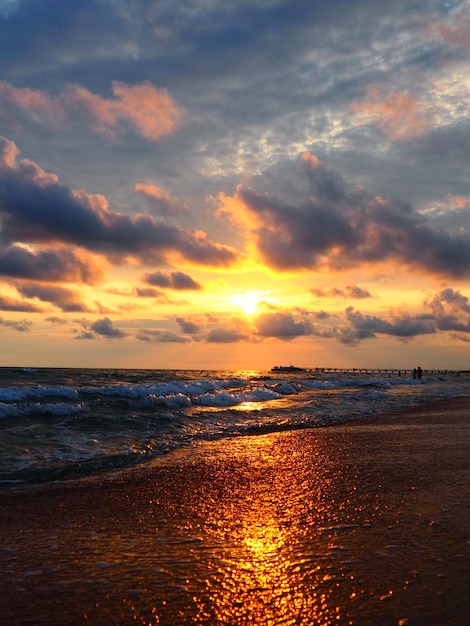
217, 152, 470, 277
134, 287, 163, 298
236, 296, 469, 348
340, 306, 436, 345
175, 316, 202, 334
136, 329, 190, 343
0, 244, 102, 283
313, 310, 331, 320
205, 326, 249, 343
144, 270, 202, 290
0, 80, 184, 140
351, 86, 434, 140
312, 284, 372, 299
0, 316, 31, 331
46, 316, 69, 325
135, 184, 190, 218
426, 287, 470, 332
0, 137, 239, 267
428, 287, 470, 315
255, 310, 313, 340
75, 330, 94, 340
0, 293, 41, 312
203, 315, 253, 343
16, 283, 87, 312
90, 317, 127, 338
434, 15, 470, 51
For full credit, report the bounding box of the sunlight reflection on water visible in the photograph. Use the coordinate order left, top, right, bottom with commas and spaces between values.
186, 432, 351, 624
143, 426, 470, 625
3, 422, 469, 625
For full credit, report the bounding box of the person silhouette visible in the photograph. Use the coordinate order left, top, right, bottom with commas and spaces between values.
417, 366, 422, 379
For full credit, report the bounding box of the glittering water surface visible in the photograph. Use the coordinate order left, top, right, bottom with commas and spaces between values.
2, 420, 469, 625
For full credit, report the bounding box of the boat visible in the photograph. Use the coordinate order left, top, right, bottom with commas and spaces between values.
270, 365, 306, 372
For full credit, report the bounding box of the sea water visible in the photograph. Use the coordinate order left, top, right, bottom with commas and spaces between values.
0, 366, 469, 488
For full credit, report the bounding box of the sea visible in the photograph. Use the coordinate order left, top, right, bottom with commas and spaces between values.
1, 366, 469, 490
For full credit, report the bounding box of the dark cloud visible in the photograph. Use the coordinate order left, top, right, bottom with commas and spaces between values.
426, 287, 470, 332
314, 310, 332, 320
175, 317, 201, 334
0, 244, 102, 283
75, 330, 94, 340
46, 316, 69, 324
429, 287, 470, 314
144, 270, 202, 290
16, 283, 87, 312
341, 306, 436, 344
90, 317, 127, 338
224, 154, 470, 277
0, 137, 238, 267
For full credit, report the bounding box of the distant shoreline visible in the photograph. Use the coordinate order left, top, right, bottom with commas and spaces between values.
0, 365, 467, 375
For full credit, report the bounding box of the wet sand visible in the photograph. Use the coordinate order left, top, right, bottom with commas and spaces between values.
1, 396, 469, 625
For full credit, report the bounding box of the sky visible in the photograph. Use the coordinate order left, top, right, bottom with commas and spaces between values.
1, 0, 470, 370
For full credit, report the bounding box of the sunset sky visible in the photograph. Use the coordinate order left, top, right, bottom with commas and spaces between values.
1, 0, 470, 370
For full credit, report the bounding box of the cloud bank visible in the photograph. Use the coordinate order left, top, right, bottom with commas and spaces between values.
0, 137, 238, 268
218, 153, 470, 278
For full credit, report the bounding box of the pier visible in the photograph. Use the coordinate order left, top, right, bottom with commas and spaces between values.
305, 367, 459, 376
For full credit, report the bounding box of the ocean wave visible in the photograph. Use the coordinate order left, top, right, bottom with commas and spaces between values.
195, 387, 283, 407
0, 385, 80, 403
0, 368, 469, 488
0, 401, 87, 419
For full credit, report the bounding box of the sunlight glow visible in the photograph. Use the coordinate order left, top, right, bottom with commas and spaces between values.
231, 291, 265, 316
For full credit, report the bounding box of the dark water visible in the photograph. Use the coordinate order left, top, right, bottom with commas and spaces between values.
0, 366, 468, 488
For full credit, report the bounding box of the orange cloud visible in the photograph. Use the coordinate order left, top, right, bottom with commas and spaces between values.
111, 81, 183, 140
135, 183, 172, 202
215, 187, 253, 227
301, 152, 320, 168
0, 135, 19, 168
448, 195, 468, 209
352, 85, 432, 140
0, 80, 184, 140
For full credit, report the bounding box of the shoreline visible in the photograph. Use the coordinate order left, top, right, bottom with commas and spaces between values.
1, 395, 469, 624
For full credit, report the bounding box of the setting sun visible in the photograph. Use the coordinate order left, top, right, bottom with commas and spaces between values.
231, 291, 264, 316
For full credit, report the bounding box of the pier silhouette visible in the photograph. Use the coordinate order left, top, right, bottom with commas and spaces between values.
297, 367, 462, 377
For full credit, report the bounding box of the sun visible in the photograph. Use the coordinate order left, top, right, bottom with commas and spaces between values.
232, 291, 263, 316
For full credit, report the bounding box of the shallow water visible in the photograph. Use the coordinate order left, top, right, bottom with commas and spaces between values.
0, 366, 469, 487
1, 420, 469, 625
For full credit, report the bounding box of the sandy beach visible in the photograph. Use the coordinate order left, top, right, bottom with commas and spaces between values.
1, 396, 469, 625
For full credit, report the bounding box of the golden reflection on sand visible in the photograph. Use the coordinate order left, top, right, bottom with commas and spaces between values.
2, 411, 469, 624
192, 432, 346, 625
